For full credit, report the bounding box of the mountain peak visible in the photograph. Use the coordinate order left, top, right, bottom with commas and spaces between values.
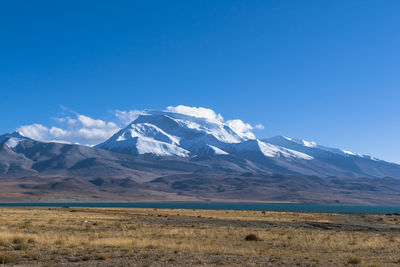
96, 110, 251, 157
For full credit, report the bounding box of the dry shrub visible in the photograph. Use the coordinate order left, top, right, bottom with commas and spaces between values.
245, 234, 259, 241
12, 237, 28, 250
347, 255, 361, 265
12, 237, 25, 244
14, 243, 28, 251
96, 253, 109, 260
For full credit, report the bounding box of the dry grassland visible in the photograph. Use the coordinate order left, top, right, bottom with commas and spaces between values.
0, 207, 399, 266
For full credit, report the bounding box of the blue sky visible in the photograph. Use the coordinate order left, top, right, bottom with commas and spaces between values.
1, 0, 400, 163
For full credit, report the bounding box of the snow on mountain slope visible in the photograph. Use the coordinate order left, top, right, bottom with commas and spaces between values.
282, 136, 317, 148
5, 138, 21, 149
0, 132, 33, 149
137, 110, 246, 143
131, 138, 190, 157
95, 121, 189, 157
265, 136, 379, 161
234, 140, 313, 160
208, 145, 229, 155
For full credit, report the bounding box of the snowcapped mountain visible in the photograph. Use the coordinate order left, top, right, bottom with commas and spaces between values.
2, 107, 400, 180
93, 109, 400, 179
96, 110, 314, 162
97, 111, 236, 156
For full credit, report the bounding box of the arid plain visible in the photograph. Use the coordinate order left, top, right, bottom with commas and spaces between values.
0, 207, 400, 266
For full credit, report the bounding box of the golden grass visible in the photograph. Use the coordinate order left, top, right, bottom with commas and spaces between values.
0, 207, 399, 266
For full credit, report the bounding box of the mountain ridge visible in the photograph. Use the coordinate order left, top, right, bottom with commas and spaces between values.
1, 108, 400, 204
95, 110, 400, 179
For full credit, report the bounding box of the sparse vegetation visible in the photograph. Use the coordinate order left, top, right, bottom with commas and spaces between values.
0, 253, 17, 264
0, 207, 398, 266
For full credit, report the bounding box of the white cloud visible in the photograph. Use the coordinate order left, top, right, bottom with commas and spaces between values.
49, 127, 68, 137
18, 113, 120, 146
226, 119, 256, 139
78, 115, 109, 128
114, 110, 146, 125
67, 117, 78, 127
166, 105, 224, 123
17, 124, 49, 141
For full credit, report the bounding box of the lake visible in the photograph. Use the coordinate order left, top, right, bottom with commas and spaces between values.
0, 202, 400, 214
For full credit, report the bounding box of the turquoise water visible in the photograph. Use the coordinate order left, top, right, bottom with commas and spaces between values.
0, 202, 399, 214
